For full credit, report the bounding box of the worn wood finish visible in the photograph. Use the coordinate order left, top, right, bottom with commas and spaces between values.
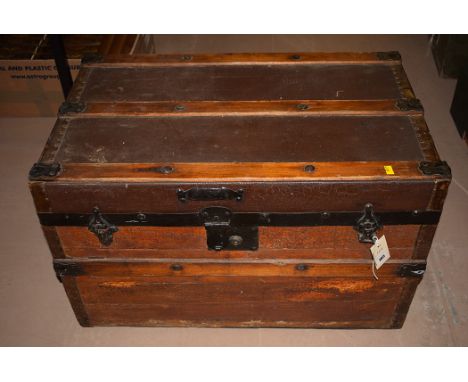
66, 247, 416, 261
412, 225, 438, 260
62, 277, 90, 326
67, 100, 423, 116
66, 273, 418, 328
56, 259, 420, 278
85, 52, 400, 66
42, 226, 65, 259
83, 301, 397, 328
39, 180, 435, 214
80, 65, 402, 102
391, 278, 422, 328
47, 161, 429, 182
56, 225, 420, 260
53, 116, 423, 164
76, 276, 406, 305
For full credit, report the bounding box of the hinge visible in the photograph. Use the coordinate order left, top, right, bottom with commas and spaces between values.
59, 101, 86, 115
376, 51, 401, 61
419, 161, 452, 176
28, 162, 61, 180
81, 52, 103, 64
88, 207, 118, 246
53, 261, 85, 282
354, 203, 382, 243
395, 98, 424, 112
398, 263, 426, 277
200, 207, 258, 251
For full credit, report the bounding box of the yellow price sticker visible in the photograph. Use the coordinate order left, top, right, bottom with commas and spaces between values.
384, 165, 395, 175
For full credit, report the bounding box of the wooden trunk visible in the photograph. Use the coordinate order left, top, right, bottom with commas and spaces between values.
29, 52, 451, 328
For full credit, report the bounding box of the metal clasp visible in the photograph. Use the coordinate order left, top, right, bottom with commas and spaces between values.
200, 207, 258, 251
354, 203, 382, 243
88, 207, 118, 246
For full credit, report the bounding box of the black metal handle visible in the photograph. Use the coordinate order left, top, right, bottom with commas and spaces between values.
177, 187, 244, 202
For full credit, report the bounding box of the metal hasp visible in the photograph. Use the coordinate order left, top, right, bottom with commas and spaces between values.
29, 162, 61, 180
88, 207, 118, 246
201, 207, 258, 251
354, 203, 382, 243
419, 161, 452, 176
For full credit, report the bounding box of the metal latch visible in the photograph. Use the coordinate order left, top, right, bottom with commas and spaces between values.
200, 207, 258, 251
354, 203, 382, 243
88, 207, 118, 246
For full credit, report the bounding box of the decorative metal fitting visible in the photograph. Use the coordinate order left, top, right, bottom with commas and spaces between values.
354, 203, 382, 243
88, 207, 118, 246
398, 263, 426, 277
29, 162, 61, 180
418, 161, 451, 176
59, 101, 86, 115
304, 164, 315, 173
81, 52, 104, 64
53, 261, 84, 282
296, 103, 310, 111
376, 51, 401, 61
395, 98, 423, 112
295, 264, 309, 271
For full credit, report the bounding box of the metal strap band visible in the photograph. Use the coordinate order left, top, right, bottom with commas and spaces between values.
38, 210, 441, 227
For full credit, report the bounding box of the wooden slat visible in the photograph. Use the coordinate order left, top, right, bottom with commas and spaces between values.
40, 179, 436, 214
66, 247, 416, 261
51, 161, 428, 182
61, 259, 422, 278
83, 300, 399, 328
57, 225, 420, 260
77, 276, 406, 305
67, 100, 423, 117
84, 52, 401, 67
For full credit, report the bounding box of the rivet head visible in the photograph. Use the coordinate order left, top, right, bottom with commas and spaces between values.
136, 213, 146, 221
290, 54, 301, 60
304, 164, 315, 173
295, 264, 309, 271
171, 264, 183, 271
229, 235, 244, 247
296, 103, 309, 111
158, 166, 174, 174
181, 55, 192, 61
321, 212, 330, 219
174, 104, 185, 112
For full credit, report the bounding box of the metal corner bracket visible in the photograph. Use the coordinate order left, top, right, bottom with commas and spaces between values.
59, 101, 86, 115
418, 161, 451, 176
29, 162, 61, 180
395, 98, 424, 112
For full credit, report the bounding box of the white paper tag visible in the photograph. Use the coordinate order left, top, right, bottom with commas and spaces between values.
370, 235, 391, 270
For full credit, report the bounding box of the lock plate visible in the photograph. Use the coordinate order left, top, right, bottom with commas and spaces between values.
201, 207, 258, 251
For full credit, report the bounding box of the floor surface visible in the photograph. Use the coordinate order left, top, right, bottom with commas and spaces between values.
1, 35, 467, 346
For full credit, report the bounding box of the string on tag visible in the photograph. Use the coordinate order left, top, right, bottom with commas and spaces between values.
371, 235, 379, 280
